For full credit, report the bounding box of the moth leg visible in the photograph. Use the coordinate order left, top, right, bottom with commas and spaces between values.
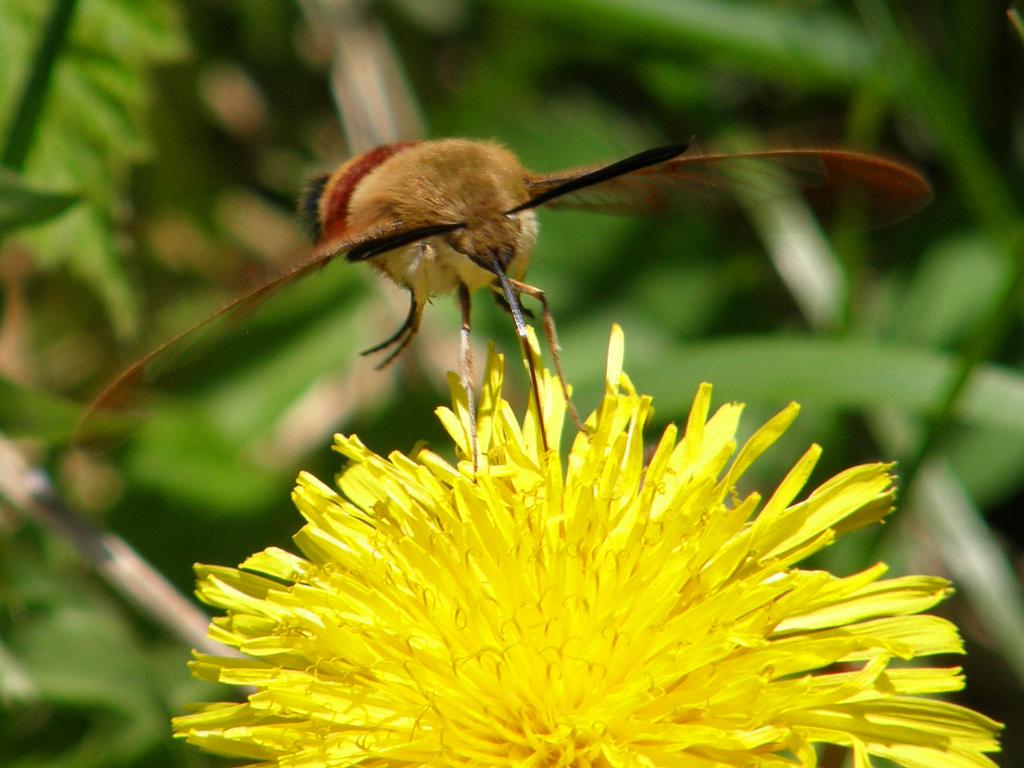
501, 276, 584, 433
491, 264, 550, 454
361, 288, 418, 356
369, 292, 424, 371
457, 283, 479, 468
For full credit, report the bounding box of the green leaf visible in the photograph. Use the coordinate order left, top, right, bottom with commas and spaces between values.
126, 405, 285, 514
0, 376, 82, 442
0, 169, 76, 233
947, 426, 1024, 507
1, 0, 78, 170
1, 540, 173, 768
0, 0, 189, 339
888, 232, 1008, 348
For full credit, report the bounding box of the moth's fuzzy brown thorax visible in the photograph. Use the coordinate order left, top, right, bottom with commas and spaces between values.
346, 140, 532, 237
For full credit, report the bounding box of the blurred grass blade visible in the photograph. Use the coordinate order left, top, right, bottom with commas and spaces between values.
0, 0, 79, 170
1009, 4, 1024, 46
752, 196, 842, 331
715, 133, 844, 331
853, 0, 1023, 492
0, 169, 76, 233
486, 0, 876, 88
0, 640, 38, 703
629, 335, 1024, 433
912, 461, 1024, 685
299, 0, 424, 150
856, 0, 1017, 233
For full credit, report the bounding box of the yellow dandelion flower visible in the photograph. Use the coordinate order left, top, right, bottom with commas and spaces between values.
174, 325, 1001, 767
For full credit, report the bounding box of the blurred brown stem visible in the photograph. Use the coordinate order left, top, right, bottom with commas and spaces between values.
0, 436, 231, 657
297, 0, 423, 152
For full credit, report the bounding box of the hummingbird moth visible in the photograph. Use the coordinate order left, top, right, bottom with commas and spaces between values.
81, 138, 931, 456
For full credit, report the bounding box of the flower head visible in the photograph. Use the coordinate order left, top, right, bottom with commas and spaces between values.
174, 325, 1001, 767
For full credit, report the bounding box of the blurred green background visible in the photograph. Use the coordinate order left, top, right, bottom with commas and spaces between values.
1, 1, 1022, 765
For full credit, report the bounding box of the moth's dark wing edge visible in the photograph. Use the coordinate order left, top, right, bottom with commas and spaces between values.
510, 144, 689, 214
523, 147, 932, 226
801, 149, 933, 226
346, 222, 466, 262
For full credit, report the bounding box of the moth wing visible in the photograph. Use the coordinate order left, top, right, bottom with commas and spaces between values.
526, 148, 931, 227
74, 221, 410, 443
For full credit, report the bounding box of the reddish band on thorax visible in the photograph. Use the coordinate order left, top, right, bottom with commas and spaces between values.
318, 141, 421, 242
